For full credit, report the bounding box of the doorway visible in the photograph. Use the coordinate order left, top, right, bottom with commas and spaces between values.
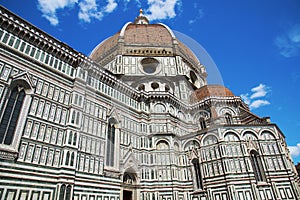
123, 190, 132, 200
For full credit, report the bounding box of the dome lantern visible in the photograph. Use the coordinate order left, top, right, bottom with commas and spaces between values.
134, 9, 149, 24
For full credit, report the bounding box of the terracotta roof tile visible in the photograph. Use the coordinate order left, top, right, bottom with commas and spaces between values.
190, 85, 235, 103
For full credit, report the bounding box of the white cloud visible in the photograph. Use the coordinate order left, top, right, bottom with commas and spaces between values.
37, 0, 183, 25
78, 0, 117, 23
249, 99, 270, 109
250, 83, 269, 99
104, 0, 118, 13
37, 0, 78, 26
275, 24, 300, 58
145, 0, 181, 21
78, 0, 102, 22
240, 83, 271, 110
289, 143, 300, 158
38, 0, 117, 25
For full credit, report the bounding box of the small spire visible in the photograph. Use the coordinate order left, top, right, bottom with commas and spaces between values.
139, 8, 143, 15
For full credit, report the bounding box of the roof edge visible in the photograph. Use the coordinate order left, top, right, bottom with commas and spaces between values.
158, 23, 176, 39
120, 22, 133, 37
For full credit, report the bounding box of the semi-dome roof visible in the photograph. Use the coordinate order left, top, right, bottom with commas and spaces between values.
89, 11, 201, 68
190, 85, 235, 103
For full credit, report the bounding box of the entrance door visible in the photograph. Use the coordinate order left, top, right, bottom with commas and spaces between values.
123, 190, 132, 200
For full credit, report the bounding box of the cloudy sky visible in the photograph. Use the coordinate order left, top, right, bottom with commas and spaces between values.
1, 0, 300, 163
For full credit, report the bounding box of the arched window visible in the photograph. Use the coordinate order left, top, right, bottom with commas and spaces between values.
59, 184, 72, 200
199, 117, 206, 130
190, 71, 197, 84
59, 184, 66, 200
75, 111, 80, 125
73, 132, 77, 146
71, 111, 76, 124
0, 87, 25, 145
192, 159, 203, 190
250, 150, 265, 182
65, 151, 70, 165
225, 113, 233, 124
67, 131, 77, 146
151, 169, 155, 179
68, 131, 73, 145
65, 185, 72, 200
106, 118, 116, 167
70, 152, 74, 166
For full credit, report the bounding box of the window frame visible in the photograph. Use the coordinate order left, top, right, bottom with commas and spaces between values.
0, 78, 33, 159
192, 158, 203, 190
0, 87, 25, 145
105, 118, 118, 167
250, 150, 266, 182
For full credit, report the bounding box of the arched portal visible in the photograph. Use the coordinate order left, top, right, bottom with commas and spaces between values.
122, 171, 138, 200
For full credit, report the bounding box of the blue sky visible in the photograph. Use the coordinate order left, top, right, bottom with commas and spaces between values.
1, 0, 300, 163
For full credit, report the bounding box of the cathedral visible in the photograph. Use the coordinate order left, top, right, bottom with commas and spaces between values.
0, 5, 300, 200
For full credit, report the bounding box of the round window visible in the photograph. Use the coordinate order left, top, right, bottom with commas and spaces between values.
138, 84, 145, 91
151, 82, 159, 90
141, 58, 159, 74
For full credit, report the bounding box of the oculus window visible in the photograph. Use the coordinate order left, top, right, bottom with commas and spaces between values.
141, 58, 159, 74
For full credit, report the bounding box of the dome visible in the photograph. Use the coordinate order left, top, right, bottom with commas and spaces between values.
89, 12, 200, 68
190, 85, 235, 103
89, 10, 208, 99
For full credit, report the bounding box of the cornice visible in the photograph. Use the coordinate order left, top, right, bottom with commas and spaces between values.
0, 6, 79, 66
